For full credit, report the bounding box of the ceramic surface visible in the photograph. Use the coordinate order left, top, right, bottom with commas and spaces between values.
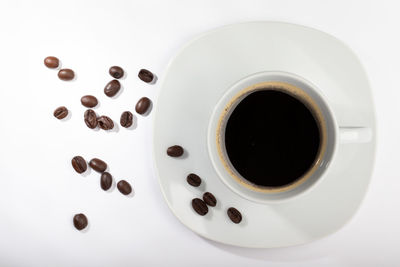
153, 22, 376, 248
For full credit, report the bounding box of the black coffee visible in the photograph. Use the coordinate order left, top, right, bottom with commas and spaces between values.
224, 89, 321, 188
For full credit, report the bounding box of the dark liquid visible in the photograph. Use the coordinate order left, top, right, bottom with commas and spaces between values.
224, 90, 321, 188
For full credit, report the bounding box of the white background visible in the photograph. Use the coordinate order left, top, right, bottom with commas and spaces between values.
0, 0, 399, 266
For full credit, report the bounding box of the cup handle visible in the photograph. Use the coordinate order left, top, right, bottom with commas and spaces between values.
339, 127, 372, 144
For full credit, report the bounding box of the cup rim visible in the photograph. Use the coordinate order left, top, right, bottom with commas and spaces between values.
216, 80, 328, 193
207, 71, 339, 204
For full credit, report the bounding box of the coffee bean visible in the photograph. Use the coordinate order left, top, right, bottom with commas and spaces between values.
203, 192, 217, 207
53, 106, 68, 119
58, 69, 75, 81
100, 172, 113, 191
138, 69, 154, 83
135, 97, 151, 115
186, 173, 201, 187
167, 145, 184, 157
192, 198, 208, 216
117, 180, 132, 195
109, 66, 124, 79
73, 213, 88, 230
227, 207, 242, 224
89, 158, 107, 173
81, 95, 98, 108
71, 156, 87, 174
84, 109, 98, 129
44, 56, 59, 68
104, 80, 121, 97
97, 116, 114, 130
120, 111, 133, 128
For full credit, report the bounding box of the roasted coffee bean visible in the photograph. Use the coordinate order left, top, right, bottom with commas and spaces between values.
186, 173, 201, 187
135, 97, 151, 115
73, 213, 88, 230
54, 106, 68, 119
89, 158, 107, 173
104, 80, 121, 97
192, 198, 208, 216
100, 172, 113, 191
71, 156, 87, 174
227, 207, 242, 224
167, 145, 184, 157
109, 66, 124, 79
58, 69, 75, 81
138, 69, 154, 83
81, 95, 98, 108
84, 109, 98, 129
117, 180, 132, 195
97, 116, 114, 130
120, 111, 133, 128
203, 192, 217, 207
44, 56, 59, 68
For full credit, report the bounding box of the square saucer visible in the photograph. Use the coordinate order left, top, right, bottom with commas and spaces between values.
153, 22, 376, 248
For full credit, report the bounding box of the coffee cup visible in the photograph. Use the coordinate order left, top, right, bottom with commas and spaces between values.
208, 71, 372, 203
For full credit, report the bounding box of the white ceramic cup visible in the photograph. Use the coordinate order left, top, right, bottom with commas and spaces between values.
208, 71, 372, 204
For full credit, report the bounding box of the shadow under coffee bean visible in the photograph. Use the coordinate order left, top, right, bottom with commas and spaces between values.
224, 89, 321, 188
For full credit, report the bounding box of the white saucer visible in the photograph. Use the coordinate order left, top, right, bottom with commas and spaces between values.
153, 22, 376, 248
